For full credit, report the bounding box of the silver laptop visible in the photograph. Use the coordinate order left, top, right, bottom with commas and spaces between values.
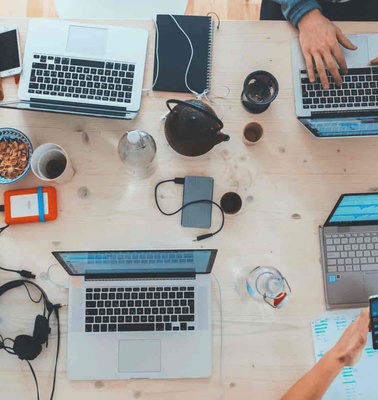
320, 193, 378, 309
6, 19, 148, 119
291, 34, 378, 138
52, 249, 216, 380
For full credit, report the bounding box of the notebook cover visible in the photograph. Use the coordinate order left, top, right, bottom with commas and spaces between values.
153, 14, 213, 94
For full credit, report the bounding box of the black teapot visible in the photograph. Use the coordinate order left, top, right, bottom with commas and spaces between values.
164, 99, 230, 157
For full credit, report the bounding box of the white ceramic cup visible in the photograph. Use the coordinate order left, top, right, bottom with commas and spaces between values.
31, 143, 75, 184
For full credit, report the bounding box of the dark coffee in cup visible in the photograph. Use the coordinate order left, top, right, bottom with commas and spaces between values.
46, 158, 67, 179
220, 192, 242, 214
243, 122, 264, 146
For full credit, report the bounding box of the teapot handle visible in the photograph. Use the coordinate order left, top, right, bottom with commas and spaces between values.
166, 99, 184, 113
166, 99, 224, 129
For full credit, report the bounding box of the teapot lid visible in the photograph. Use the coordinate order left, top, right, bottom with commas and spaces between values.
166, 99, 224, 130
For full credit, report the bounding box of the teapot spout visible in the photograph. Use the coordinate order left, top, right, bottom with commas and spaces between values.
216, 132, 230, 144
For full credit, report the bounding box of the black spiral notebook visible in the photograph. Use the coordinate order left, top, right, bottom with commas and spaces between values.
153, 14, 214, 94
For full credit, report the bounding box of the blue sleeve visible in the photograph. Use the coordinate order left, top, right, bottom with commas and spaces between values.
272, 0, 321, 27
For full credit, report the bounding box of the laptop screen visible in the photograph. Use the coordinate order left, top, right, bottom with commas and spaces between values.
325, 194, 378, 225
299, 115, 378, 138
52, 249, 217, 276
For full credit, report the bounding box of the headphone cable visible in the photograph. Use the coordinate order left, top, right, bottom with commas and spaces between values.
49, 305, 61, 400
26, 360, 40, 400
0, 224, 9, 234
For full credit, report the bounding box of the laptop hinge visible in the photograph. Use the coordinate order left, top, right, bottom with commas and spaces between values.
29, 97, 131, 118
311, 109, 378, 118
30, 97, 128, 112
84, 272, 196, 281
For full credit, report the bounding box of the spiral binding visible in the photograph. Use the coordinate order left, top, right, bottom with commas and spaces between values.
206, 17, 214, 92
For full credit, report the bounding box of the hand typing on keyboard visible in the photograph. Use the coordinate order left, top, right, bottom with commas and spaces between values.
297, 9, 357, 89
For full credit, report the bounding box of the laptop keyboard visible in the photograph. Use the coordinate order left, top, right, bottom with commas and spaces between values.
28, 54, 135, 103
325, 232, 378, 273
301, 67, 378, 111
85, 286, 195, 333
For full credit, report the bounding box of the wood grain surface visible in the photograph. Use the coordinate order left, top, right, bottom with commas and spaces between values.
0, 17, 377, 400
0, 0, 261, 20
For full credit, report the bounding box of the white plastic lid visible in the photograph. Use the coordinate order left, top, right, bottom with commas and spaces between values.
127, 130, 141, 144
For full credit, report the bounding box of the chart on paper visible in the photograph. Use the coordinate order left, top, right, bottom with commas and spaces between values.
312, 309, 378, 400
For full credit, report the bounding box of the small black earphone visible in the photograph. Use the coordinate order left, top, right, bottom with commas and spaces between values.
0, 279, 62, 400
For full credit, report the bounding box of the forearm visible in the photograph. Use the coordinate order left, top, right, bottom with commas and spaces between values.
271, 0, 321, 27
281, 350, 344, 400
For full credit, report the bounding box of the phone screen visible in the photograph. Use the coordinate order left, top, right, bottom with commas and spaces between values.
370, 297, 378, 349
0, 29, 20, 72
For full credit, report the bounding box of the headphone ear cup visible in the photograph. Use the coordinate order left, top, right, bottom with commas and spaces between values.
13, 335, 42, 361
33, 315, 50, 345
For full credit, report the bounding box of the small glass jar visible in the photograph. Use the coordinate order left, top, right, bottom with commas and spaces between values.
118, 130, 157, 179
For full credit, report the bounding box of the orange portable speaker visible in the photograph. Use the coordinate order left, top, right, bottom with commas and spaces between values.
3, 186, 58, 225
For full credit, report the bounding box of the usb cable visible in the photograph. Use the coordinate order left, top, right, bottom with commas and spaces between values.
154, 178, 225, 241
0, 266, 36, 279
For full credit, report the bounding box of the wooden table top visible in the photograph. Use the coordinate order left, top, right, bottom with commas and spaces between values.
0, 18, 377, 400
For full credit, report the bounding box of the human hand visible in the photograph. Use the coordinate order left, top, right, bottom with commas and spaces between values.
371, 57, 378, 65
329, 309, 369, 367
298, 9, 357, 89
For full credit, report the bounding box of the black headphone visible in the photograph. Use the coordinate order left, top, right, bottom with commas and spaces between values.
0, 279, 61, 400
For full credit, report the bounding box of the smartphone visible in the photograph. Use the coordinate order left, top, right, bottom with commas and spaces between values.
181, 176, 214, 229
369, 295, 378, 349
0, 25, 22, 77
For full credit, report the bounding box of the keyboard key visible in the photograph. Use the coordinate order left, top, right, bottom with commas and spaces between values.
327, 252, 340, 259
361, 264, 378, 271
118, 323, 155, 331
179, 315, 195, 322
180, 323, 187, 331
71, 58, 105, 68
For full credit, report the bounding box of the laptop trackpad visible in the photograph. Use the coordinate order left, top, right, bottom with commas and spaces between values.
364, 273, 378, 298
66, 25, 108, 55
343, 36, 369, 65
118, 340, 161, 373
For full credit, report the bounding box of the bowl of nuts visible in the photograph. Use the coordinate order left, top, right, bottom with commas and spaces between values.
0, 128, 33, 184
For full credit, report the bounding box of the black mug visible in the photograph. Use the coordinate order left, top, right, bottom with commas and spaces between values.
241, 70, 279, 114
